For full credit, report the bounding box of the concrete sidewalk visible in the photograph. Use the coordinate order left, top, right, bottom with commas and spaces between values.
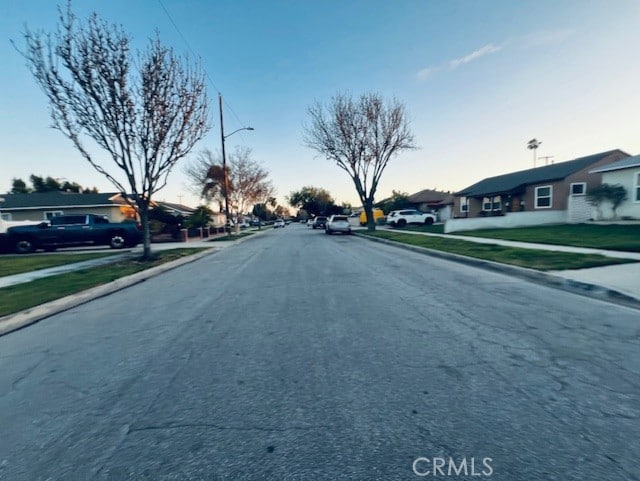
367, 227, 640, 305
0, 235, 243, 288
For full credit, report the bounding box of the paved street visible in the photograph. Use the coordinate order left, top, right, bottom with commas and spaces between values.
0, 224, 638, 480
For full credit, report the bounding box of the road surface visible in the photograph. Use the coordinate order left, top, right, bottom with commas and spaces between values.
1, 225, 638, 480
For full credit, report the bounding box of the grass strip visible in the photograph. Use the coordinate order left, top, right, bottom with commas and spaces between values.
455, 224, 640, 252
0, 248, 207, 317
0, 252, 117, 277
361, 231, 637, 271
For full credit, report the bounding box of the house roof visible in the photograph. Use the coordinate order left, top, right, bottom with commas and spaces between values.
590, 154, 640, 173
455, 149, 629, 197
0, 192, 127, 210
156, 201, 196, 214
408, 188, 454, 205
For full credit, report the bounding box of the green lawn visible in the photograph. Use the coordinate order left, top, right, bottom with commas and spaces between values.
0, 248, 207, 317
455, 224, 640, 252
0, 252, 117, 277
361, 231, 637, 271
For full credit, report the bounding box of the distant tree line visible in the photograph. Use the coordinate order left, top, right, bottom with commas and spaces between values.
9, 175, 99, 194
287, 186, 347, 217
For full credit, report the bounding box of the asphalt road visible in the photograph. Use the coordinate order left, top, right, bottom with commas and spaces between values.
1, 225, 638, 480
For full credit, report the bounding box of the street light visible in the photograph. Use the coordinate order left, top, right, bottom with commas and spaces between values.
219, 93, 254, 235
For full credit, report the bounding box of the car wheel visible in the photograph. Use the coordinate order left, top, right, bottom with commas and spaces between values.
397, 219, 407, 227
109, 233, 127, 249
424, 217, 434, 225
15, 238, 35, 254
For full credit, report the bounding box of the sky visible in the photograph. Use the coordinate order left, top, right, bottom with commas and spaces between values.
2, 0, 640, 210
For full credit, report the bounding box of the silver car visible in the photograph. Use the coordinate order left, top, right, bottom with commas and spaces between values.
325, 215, 351, 235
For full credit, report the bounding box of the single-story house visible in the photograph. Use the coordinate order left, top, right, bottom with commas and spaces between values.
0, 192, 138, 222
589, 154, 640, 219
155, 201, 196, 218
407, 189, 455, 221
454, 149, 629, 219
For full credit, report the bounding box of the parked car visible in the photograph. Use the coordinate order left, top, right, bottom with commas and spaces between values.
325, 215, 351, 235
386, 209, 436, 227
359, 208, 385, 226
5, 214, 142, 254
307, 219, 314, 227
311, 216, 328, 229
273, 219, 285, 228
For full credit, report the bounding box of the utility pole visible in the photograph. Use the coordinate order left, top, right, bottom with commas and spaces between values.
218, 93, 254, 236
219, 94, 231, 236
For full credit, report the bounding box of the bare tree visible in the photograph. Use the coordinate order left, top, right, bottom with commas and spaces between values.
20, 3, 210, 258
184, 146, 275, 217
304, 92, 416, 230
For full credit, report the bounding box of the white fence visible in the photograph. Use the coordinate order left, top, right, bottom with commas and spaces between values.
444, 210, 567, 233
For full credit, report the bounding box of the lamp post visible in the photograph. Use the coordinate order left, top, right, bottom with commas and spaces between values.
527, 138, 541, 168
218, 93, 254, 235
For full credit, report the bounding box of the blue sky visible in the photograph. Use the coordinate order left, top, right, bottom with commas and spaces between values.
2, 0, 640, 209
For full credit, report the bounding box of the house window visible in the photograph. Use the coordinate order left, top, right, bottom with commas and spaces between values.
570, 182, 586, 196
44, 211, 64, 220
1, 213, 12, 221
460, 197, 468, 212
535, 186, 553, 208
482, 197, 502, 211
635, 172, 640, 202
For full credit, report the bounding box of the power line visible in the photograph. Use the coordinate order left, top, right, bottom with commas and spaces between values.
157, 0, 251, 134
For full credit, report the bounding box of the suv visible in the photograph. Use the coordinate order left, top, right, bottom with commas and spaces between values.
311, 216, 328, 229
386, 209, 436, 227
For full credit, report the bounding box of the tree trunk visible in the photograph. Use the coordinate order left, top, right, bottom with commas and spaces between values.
363, 200, 376, 231
139, 203, 152, 260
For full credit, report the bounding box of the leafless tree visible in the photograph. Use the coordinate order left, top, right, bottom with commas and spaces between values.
184, 146, 275, 216
304, 92, 416, 230
20, 3, 210, 258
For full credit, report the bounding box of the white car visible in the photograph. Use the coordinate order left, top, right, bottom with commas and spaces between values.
386, 209, 436, 227
273, 219, 285, 228
325, 215, 351, 235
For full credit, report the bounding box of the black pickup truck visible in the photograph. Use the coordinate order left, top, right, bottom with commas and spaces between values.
5, 214, 142, 254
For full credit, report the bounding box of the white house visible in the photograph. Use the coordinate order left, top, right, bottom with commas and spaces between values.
590, 155, 640, 219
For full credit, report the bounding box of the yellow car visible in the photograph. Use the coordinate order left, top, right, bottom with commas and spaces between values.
359, 209, 384, 226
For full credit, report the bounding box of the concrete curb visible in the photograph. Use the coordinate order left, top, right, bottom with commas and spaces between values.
0, 247, 218, 337
355, 233, 640, 311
